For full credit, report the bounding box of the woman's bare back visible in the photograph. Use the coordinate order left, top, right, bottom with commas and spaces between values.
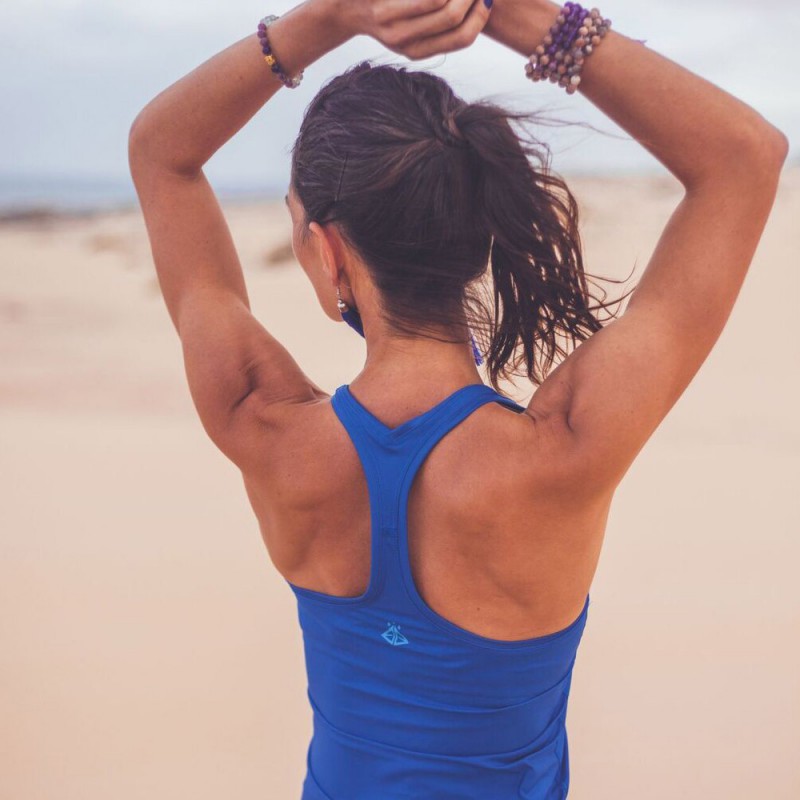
242, 384, 611, 642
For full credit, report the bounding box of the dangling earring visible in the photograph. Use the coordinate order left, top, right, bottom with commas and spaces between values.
336, 284, 365, 338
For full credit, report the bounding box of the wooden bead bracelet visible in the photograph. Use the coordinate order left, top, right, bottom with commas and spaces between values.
525, 2, 612, 94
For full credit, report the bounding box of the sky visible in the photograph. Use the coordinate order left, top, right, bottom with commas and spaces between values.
0, 0, 797, 203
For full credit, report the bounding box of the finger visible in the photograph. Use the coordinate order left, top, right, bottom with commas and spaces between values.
402, 0, 492, 60
375, 0, 450, 26
379, 0, 476, 48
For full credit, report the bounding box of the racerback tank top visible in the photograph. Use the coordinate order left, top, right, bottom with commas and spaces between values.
286, 382, 591, 800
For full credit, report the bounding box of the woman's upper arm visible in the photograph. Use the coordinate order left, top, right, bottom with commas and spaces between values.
128, 153, 325, 468
528, 146, 787, 490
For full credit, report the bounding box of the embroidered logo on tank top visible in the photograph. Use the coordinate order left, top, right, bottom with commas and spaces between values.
381, 622, 409, 646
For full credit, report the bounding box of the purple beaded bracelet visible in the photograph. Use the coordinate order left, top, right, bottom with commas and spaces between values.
257, 14, 303, 89
524, 3, 612, 94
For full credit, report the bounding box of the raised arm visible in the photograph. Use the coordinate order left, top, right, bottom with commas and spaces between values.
127, 0, 492, 467
484, 0, 789, 491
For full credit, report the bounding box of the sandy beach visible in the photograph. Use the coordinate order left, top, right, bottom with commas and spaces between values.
2, 166, 798, 799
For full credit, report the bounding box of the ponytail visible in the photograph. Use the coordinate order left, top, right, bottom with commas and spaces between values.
455, 101, 635, 390
292, 62, 633, 393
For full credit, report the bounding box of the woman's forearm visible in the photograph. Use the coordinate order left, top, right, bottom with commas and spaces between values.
129, 0, 351, 176
484, 0, 789, 189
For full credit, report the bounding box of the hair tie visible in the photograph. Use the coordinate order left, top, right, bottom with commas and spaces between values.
440, 113, 469, 149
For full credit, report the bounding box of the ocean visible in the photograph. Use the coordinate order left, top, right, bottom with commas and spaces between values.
0, 172, 288, 218
9, 155, 798, 218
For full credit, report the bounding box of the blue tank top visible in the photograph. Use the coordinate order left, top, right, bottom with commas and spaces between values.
286, 382, 591, 800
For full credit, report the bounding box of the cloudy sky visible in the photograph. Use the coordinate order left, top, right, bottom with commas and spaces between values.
1, 0, 797, 199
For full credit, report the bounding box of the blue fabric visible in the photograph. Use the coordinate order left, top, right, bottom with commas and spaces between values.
287, 382, 590, 799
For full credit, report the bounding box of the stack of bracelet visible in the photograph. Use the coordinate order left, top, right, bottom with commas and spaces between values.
524, 3, 612, 94
257, 15, 303, 89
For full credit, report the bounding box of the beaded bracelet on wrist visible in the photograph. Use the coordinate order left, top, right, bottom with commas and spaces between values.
257, 15, 303, 89
524, 2, 612, 94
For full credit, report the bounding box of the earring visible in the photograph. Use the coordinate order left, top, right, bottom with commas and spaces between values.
336, 284, 366, 338
336, 285, 349, 313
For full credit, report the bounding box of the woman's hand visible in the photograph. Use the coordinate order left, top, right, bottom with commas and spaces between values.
341, 0, 493, 60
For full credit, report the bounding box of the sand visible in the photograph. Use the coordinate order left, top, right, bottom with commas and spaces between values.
2, 167, 798, 799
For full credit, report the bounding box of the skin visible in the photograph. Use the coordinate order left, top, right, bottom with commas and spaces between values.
283, 181, 602, 637
128, 0, 788, 639
286, 183, 486, 404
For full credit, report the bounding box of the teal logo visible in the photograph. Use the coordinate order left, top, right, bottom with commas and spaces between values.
381, 622, 409, 646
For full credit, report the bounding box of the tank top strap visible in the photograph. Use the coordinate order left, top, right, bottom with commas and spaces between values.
330, 381, 526, 531
326, 383, 527, 607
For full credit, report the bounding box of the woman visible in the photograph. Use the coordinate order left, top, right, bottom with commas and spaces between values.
128, 0, 788, 797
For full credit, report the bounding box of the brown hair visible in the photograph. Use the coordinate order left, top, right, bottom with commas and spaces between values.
290, 60, 634, 392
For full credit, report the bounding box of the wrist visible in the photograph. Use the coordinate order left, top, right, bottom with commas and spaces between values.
483, 0, 562, 54
262, 0, 355, 80
306, 0, 358, 43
